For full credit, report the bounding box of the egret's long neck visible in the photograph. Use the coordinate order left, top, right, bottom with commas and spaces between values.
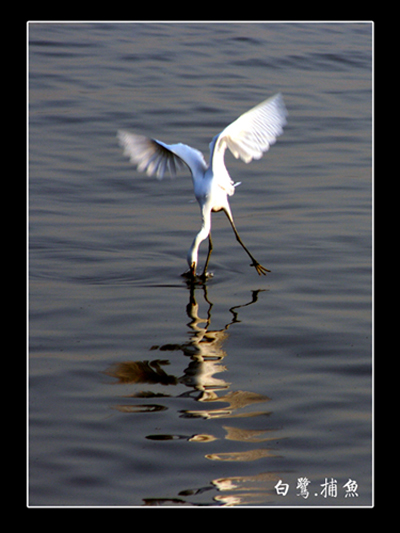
187, 205, 212, 270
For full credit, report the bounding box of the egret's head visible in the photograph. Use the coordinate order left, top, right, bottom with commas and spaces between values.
187, 246, 197, 277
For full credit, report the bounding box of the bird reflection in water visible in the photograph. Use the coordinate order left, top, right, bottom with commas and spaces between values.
105, 284, 284, 505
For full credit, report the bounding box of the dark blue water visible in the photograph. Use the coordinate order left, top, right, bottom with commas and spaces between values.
29, 22, 372, 506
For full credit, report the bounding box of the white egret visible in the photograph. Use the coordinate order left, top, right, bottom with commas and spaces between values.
117, 93, 287, 280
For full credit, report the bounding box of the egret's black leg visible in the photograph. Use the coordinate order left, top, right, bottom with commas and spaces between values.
223, 209, 270, 275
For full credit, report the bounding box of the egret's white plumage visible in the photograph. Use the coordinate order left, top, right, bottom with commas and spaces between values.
117, 93, 288, 279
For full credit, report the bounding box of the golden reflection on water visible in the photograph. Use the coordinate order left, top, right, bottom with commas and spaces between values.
212, 472, 283, 506
105, 284, 285, 505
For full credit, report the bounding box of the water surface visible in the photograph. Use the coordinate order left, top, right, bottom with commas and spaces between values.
29, 22, 372, 506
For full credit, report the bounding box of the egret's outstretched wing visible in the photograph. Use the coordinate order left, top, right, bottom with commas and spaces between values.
117, 131, 207, 179
215, 93, 288, 164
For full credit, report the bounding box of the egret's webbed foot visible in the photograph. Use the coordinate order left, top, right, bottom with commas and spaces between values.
200, 270, 214, 282
181, 265, 213, 285
251, 260, 270, 276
